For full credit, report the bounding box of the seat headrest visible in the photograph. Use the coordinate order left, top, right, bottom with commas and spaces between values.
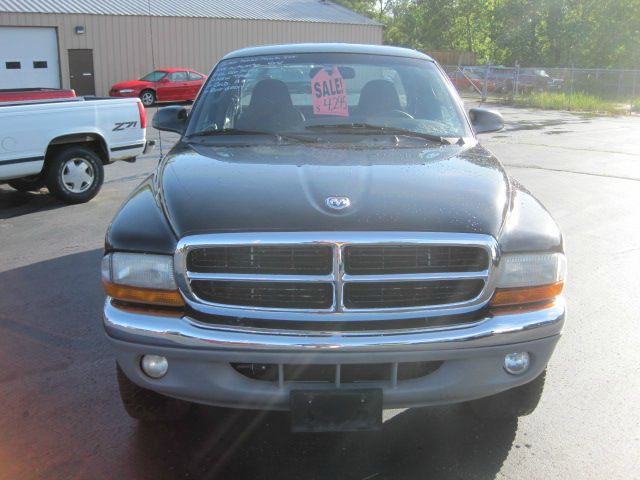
249, 79, 293, 111
358, 79, 401, 114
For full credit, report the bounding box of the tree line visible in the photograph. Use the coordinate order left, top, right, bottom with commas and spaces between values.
337, 0, 640, 68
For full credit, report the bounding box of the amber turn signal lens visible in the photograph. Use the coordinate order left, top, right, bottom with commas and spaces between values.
489, 282, 564, 308
103, 280, 184, 307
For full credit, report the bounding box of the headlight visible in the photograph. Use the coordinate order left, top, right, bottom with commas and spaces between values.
102, 253, 183, 307
494, 253, 566, 288
119, 88, 135, 93
490, 252, 566, 308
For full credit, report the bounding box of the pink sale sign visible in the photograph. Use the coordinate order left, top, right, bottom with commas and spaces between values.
311, 65, 349, 117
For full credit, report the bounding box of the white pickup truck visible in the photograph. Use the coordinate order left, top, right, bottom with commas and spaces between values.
0, 97, 153, 203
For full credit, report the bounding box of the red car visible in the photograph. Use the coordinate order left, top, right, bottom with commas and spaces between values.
109, 68, 207, 107
448, 71, 497, 93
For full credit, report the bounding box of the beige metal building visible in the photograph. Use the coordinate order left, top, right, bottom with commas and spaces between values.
0, 0, 383, 96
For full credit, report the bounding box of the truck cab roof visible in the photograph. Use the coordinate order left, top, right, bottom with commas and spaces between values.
223, 43, 434, 62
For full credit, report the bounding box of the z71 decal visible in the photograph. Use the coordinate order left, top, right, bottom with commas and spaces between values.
113, 121, 137, 131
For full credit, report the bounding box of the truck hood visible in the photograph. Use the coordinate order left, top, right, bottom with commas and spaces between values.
158, 142, 511, 238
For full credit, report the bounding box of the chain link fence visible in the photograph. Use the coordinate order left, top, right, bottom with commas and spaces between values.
443, 65, 640, 104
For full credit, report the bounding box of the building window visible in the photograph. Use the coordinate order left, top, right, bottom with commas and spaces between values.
6, 62, 21, 69
33, 61, 48, 69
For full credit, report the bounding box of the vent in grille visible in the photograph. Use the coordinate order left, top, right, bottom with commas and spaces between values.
231, 361, 443, 383
189, 309, 485, 331
187, 245, 333, 275
191, 280, 333, 309
344, 245, 489, 274
344, 279, 485, 309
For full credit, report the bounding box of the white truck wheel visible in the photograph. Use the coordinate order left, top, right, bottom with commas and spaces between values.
44, 146, 104, 204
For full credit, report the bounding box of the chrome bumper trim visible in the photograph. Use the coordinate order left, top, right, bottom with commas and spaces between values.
103, 298, 565, 353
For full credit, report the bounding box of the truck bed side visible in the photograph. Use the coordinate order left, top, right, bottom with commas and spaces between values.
0, 97, 146, 181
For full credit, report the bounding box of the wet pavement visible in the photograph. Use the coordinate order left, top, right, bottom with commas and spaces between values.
1, 106, 639, 479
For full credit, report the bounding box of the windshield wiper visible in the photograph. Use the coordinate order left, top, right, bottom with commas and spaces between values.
305, 123, 453, 144
186, 128, 318, 143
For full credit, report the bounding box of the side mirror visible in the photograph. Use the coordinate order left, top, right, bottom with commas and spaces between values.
159, 77, 170, 83
468, 107, 504, 134
152, 106, 188, 134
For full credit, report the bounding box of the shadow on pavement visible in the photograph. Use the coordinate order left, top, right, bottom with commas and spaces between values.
0, 250, 517, 480
130, 404, 517, 480
0, 250, 107, 378
0, 186, 67, 219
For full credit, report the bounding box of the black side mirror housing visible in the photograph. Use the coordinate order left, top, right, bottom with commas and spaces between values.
468, 107, 504, 134
152, 106, 188, 134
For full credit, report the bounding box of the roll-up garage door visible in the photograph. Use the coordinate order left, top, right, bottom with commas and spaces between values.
0, 27, 60, 89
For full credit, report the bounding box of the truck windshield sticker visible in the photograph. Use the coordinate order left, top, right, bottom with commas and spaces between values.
311, 65, 349, 117
205, 55, 298, 94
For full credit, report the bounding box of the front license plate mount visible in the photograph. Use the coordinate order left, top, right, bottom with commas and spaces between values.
290, 389, 383, 433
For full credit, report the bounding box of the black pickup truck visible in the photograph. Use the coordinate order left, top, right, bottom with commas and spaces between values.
102, 44, 566, 431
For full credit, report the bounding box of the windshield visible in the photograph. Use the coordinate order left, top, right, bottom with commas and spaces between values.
186, 53, 471, 141
140, 71, 167, 82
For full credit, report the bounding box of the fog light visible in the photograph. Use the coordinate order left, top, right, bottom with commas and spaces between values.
504, 352, 530, 375
141, 355, 168, 378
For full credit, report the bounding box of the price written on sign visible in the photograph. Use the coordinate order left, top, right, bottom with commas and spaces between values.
311, 65, 349, 117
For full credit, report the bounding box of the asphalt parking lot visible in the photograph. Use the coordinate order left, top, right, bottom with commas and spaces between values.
1, 105, 639, 479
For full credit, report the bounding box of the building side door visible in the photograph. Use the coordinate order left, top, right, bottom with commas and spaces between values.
68, 49, 95, 96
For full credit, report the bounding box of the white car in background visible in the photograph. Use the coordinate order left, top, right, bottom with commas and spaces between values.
0, 96, 153, 203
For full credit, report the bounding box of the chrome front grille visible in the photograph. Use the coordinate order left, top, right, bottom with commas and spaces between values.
175, 232, 497, 318
344, 245, 489, 274
191, 280, 334, 309
187, 245, 333, 275
343, 279, 485, 309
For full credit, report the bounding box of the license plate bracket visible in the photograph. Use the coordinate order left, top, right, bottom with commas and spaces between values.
290, 389, 382, 432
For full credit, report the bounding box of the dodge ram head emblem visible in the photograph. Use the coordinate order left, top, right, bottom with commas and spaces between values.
326, 196, 351, 210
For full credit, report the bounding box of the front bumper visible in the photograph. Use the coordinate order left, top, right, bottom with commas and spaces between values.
104, 299, 565, 410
